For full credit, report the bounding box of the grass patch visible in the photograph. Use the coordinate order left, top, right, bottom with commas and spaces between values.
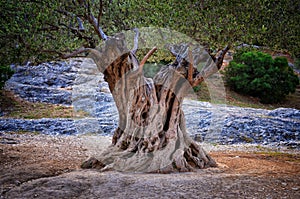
0, 90, 87, 119
240, 135, 254, 143
192, 81, 300, 110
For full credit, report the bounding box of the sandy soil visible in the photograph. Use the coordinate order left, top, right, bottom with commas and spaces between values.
1, 132, 299, 199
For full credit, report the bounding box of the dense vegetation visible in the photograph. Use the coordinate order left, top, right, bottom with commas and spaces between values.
1, 0, 299, 66
0, 65, 13, 89
1, 0, 299, 104
224, 50, 299, 103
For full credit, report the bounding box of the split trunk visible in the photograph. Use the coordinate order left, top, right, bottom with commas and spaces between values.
82, 33, 228, 173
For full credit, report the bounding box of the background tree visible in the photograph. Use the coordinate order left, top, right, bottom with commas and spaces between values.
1, 0, 299, 67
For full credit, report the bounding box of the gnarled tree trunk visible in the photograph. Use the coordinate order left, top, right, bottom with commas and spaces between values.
82, 32, 228, 173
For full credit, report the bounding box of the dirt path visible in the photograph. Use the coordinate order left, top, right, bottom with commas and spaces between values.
1, 133, 299, 198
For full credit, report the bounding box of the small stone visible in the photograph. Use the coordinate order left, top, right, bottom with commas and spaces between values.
14, 180, 21, 186
194, 134, 203, 142
100, 87, 110, 93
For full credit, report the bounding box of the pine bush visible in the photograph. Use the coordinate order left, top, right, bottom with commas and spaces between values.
224, 51, 299, 103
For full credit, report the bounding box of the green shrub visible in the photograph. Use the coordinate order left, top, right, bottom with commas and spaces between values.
0, 65, 14, 89
295, 58, 300, 70
224, 51, 299, 103
193, 85, 201, 93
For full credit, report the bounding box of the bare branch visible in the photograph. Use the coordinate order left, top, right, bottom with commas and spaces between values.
55, 9, 74, 17
61, 47, 91, 59
40, 49, 63, 56
59, 23, 78, 32
190, 45, 229, 86
77, 17, 85, 31
39, 24, 59, 31
57, 21, 95, 47
77, 0, 108, 41
214, 45, 230, 69
187, 49, 194, 83
132, 28, 139, 54
187, 50, 205, 87
168, 43, 229, 87
88, 14, 108, 41
139, 47, 157, 73
55, 9, 84, 32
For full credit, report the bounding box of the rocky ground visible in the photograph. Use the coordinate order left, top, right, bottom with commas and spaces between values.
1, 58, 299, 148
0, 58, 299, 198
0, 132, 299, 198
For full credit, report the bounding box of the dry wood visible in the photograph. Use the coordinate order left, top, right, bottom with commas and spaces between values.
84, 33, 229, 173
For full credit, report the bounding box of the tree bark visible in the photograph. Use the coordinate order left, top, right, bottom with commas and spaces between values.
82, 33, 228, 173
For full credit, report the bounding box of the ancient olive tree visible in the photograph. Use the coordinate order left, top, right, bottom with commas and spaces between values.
3, 0, 228, 173
80, 27, 229, 172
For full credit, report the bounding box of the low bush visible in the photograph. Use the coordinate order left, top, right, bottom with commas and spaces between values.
224, 51, 299, 103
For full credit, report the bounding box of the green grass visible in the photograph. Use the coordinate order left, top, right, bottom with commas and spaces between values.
240, 135, 254, 143
192, 81, 300, 110
0, 90, 88, 119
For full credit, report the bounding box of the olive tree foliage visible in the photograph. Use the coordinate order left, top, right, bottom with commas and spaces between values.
1, 0, 299, 67
0, 0, 102, 66
87, 0, 300, 60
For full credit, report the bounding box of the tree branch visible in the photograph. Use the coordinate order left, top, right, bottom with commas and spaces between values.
187, 50, 205, 87
214, 45, 230, 69
77, 0, 108, 41
57, 22, 95, 47
77, 17, 85, 31
40, 49, 64, 56
132, 28, 139, 54
168, 44, 230, 87
139, 47, 157, 73
61, 47, 91, 59
187, 49, 194, 83
55, 9, 74, 18
191, 45, 230, 86
88, 13, 108, 41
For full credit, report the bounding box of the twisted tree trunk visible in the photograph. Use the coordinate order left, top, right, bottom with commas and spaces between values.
81, 33, 228, 173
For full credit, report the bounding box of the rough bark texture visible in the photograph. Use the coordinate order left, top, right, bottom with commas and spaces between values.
82, 33, 228, 173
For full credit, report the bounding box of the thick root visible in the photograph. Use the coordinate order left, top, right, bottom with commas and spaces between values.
81, 137, 217, 173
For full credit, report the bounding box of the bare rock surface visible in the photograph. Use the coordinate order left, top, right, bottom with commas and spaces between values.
1, 58, 299, 147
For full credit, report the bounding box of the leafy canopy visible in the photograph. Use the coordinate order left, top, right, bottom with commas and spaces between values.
224, 51, 299, 103
0, 65, 14, 89
0, 0, 299, 66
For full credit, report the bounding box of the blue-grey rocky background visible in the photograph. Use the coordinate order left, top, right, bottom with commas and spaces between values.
1, 58, 299, 148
